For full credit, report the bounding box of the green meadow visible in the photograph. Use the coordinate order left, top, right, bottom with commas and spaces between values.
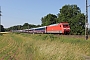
0, 33, 90, 60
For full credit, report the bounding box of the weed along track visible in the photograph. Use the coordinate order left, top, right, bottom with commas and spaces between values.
0, 33, 90, 60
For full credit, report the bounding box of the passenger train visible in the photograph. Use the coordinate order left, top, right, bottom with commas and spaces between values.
12, 22, 70, 34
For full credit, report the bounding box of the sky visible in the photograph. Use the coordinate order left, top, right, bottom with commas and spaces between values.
0, 0, 90, 28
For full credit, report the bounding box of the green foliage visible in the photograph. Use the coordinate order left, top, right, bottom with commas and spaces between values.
57, 5, 85, 35
31, 34, 57, 41
0, 25, 5, 32
88, 28, 90, 35
0, 33, 3, 35
41, 14, 57, 26
14, 32, 21, 34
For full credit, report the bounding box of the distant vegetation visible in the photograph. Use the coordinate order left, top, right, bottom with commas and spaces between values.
0, 25, 5, 32
5, 23, 41, 31
0, 33, 90, 60
1, 4, 90, 35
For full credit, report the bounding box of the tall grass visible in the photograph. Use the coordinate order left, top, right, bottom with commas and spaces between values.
19, 33, 90, 60
0, 33, 90, 60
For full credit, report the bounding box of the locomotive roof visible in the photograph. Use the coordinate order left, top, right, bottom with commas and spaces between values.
47, 22, 69, 26
48, 23, 59, 26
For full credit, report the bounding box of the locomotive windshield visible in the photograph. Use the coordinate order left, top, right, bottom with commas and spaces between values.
63, 24, 69, 28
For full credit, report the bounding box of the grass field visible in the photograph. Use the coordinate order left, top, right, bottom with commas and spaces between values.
0, 33, 90, 60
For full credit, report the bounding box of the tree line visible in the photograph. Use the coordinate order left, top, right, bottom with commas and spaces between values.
5, 23, 41, 31
1, 4, 90, 35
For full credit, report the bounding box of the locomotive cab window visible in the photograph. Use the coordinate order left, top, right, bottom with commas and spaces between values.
63, 24, 69, 27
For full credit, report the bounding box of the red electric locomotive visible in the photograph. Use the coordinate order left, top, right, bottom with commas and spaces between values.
46, 22, 70, 34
